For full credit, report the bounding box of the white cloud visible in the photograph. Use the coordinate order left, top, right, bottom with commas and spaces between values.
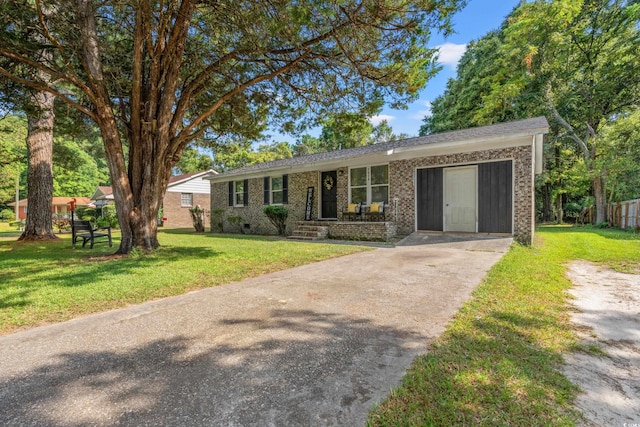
411, 101, 433, 120
436, 43, 467, 68
368, 114, 395, 126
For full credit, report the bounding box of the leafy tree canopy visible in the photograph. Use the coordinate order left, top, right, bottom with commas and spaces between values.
419, 0, 640, 222
214, 141, 293, 172
293, 113, 410, 155
595, 110, 640, 202
52, 136, 109, 197
0, 0, 464, 252
0, 115, 27, 207
174, 146, 214, 175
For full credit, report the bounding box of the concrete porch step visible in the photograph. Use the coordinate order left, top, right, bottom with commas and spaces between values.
287, 224, 329, 241
287, 235, 318, 241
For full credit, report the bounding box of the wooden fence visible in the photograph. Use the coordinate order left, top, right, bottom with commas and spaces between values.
608, 198, 640, 229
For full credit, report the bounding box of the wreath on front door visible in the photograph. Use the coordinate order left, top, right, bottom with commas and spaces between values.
323, 174, 335, 190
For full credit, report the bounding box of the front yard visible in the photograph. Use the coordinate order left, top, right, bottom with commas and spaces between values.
0, 228, 368, 334
2, 224, 639, 425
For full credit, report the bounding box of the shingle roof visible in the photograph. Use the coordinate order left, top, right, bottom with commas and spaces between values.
168, 169, 217, 186
169, 171, 201, 184
9, 197, 94, 207
209, 116, 548, 179
97, 186, 112, 195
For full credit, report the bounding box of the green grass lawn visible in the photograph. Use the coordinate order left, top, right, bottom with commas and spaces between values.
0, 228, 368, 334
0, 221, 23, 240
3, 224, 638, 424
367, 226, 640, 426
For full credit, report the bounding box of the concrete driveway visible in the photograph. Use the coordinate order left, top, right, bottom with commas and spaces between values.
0, 233, 512, 426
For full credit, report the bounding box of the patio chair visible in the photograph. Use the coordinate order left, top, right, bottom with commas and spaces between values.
365, 202, 385, 222
342, 203, 361, 221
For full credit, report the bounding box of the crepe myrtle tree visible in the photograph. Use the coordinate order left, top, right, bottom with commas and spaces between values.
0, 0, 462, 253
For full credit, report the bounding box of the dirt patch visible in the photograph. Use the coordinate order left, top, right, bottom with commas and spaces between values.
565, 261, 640, 426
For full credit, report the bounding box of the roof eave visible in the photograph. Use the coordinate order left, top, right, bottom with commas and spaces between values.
206, 130, 548, 182
169, 169, 218, 187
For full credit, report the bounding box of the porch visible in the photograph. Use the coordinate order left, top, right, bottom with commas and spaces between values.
289, 220, 397, 242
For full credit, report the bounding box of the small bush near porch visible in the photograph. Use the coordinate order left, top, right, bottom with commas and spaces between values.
0, 229, 368, 335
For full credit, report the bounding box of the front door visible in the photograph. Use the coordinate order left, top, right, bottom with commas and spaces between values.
444, 166, 477, 232
321, 170, 338, 219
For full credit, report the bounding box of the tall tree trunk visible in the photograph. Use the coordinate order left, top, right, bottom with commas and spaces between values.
593, 175, 607, 224
555, 193, 564, 224
97, 117, 169, 254
18, 88, 57, 241
77, 0, 188, 254
542, 183, 553, 222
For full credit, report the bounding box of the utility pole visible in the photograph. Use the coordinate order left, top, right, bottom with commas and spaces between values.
14, 171, 19, 220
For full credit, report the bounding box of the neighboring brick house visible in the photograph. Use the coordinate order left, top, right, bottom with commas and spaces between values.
9, 197, 94, 220
205, 117, 548, 244
89, 170, 217, 229
162, 170, 217, 228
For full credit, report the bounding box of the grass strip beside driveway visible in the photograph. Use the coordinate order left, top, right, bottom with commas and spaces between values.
367, 226, 640, 426
0, 229, 369, 335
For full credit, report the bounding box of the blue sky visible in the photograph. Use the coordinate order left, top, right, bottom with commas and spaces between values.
370, 0, 522, 137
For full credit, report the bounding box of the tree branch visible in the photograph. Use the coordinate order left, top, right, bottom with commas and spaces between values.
0, 48, 95, 99
0, 66, 96, 120
548, 101, 591, 159
173, 51, 310, 151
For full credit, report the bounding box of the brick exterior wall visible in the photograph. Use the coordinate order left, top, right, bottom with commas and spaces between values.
389, 145, 534, 244
162, 192, 210, 229
209, 144, 535, 243
335, 166, 349, 216
210, 171, 319, 235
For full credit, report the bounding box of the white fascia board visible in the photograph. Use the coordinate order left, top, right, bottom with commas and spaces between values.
387, 134, 538, 160
89, 188, 104, 200
169, 169, 218, 187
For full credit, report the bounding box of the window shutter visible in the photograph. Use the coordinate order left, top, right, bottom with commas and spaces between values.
282, 174, 288, 204
263, 177, 270, 205
243, 179, 249, 206
228, 181, 233, 207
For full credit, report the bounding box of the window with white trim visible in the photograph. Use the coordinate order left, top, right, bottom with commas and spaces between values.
271, 177, 284, 204
263, 175, 288, 205
181, 193, 193, 207
234, 180, 245, 206
349, 165, 389, 204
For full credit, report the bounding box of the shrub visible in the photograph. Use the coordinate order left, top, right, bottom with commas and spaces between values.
157, 207, 164, 226
101, 205, 119, 228
263, 205, 288, 236
52, 214, 70, 233
564, 202, 582, 219
189, 205, 207, 233
75, 207, 97, 225
210, 209, 225, 233
226, 215, 243, 233
0, 209, 16, 222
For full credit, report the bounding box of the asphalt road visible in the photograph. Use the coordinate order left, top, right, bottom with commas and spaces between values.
0, 233, 512, 426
